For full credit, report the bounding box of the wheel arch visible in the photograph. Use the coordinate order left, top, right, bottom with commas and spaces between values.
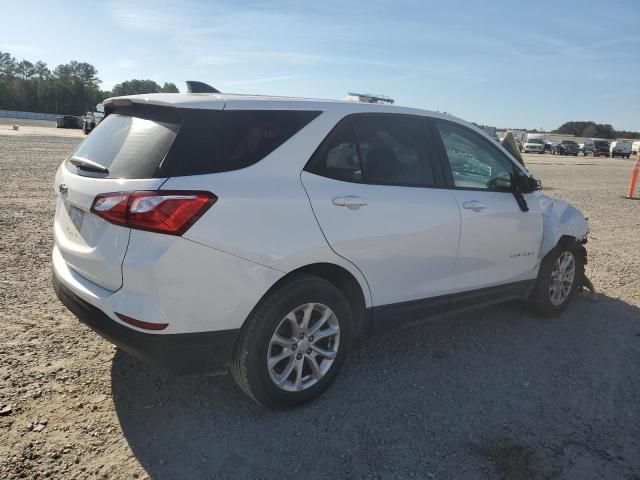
242, 262, 371, 338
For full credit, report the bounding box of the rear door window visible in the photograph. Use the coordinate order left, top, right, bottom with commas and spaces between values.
305, 120, 362, 182
305, 114, 437, 187
352, 115, 435, 186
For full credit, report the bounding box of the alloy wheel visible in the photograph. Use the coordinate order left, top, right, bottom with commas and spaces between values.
548, 251, 576, 306
267, 303, 340, 392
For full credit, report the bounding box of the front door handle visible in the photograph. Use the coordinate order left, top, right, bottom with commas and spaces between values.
332, 195, 368, 209
462, 200, 486, 212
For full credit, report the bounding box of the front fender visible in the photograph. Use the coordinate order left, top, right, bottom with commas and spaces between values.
538, 194, 589, 259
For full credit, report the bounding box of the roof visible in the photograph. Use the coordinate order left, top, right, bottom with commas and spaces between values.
102, 91, 529, 175
104, 92, 439, 117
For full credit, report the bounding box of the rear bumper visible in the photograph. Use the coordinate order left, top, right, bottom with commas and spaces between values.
53, 272, 239, 374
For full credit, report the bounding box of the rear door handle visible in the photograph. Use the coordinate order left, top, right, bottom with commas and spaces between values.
462, 200, 486, 212
332, 195, 368, 209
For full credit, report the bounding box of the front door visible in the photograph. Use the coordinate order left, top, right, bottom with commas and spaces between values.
431, 120, 543, 293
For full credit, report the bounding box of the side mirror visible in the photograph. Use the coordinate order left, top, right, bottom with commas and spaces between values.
516, 174, 541, 193
487, 172, 513, 191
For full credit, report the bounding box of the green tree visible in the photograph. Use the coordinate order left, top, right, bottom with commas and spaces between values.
553, 121, 617, 139
17, 60, 35, 79
162, 82, 179, 93
0, 51, 17, 77
34, 61, 50, 79
111, 79, 162, 96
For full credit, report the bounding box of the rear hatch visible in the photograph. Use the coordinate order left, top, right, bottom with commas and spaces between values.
54, 103, 187, 291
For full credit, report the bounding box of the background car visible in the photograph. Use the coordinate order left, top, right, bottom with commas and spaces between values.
82, 110, 104, 134
55, 115, 81, 129
578, 143, 593, 156
552, 140, 579, 156
610, 140, 631, 158
593, 140, 610, 157
545, 140, 559, 153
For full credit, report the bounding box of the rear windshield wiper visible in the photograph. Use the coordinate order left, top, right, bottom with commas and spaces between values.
69, 156, 109, 174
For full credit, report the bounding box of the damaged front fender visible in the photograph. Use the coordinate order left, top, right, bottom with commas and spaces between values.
538, 194, 589, 259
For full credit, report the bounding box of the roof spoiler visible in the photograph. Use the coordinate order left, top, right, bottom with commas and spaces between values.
186, 81, 221, 94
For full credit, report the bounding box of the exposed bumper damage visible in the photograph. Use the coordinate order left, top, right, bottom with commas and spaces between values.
538, 194, 596, 300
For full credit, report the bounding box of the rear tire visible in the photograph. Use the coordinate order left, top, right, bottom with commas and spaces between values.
527, 242, 584, 317
231, 274, 353, 409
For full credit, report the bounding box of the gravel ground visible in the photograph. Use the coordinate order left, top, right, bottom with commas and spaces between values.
0, 128, 639, 480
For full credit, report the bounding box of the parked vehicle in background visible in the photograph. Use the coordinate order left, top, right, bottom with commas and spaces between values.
552, 140, 579, 156
52, 89, 590, 408
610, 140, 631, 158
593, 140, 610, 157
56, 115, 81, 129
82, 110, 104, 134
579, 138, 594, 156
631, 141, 640, 156
545, 140, 559, 153
522, 134, 545, 153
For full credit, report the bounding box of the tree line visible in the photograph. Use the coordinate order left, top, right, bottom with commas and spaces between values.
0, 51, 179, 115
553, 121, 639, 140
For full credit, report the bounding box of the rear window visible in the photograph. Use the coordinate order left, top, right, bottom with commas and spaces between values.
68, 108, 320, 178
67, 113, 179, 178
161, 109, 320, 176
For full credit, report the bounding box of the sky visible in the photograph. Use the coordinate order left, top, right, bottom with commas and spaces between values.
1, 0, 639, 131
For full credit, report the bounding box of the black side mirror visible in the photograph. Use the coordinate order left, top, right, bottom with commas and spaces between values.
515, 174, 541, 194
489, 172, 513, 191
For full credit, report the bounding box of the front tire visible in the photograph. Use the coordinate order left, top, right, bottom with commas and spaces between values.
527, 242, 584, 316
231, 274, 353, 409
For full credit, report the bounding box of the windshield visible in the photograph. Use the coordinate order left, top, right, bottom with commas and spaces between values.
527, 139, 543, 144
563, 141, 577, 146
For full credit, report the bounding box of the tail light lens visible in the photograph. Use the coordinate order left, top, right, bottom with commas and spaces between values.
91, 191, 216, 235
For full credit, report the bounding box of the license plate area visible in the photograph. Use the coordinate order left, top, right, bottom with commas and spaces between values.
68, 204, 85, 231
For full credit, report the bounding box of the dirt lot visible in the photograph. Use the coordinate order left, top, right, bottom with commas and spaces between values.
0, 126, 639, 480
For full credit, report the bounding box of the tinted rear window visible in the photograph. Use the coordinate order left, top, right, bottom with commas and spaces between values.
67, 113, 178, 178
161, 109, 321, 176
305, 114, 437, 187
68, 108, 320, 178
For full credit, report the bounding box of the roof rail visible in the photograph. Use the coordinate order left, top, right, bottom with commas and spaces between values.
186, 81, 221, 94
346, 92, 394, 104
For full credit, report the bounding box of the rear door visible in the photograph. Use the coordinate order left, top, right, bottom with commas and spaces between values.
301, 113, 460, 310
430, 120, 543, 293
53, 105, 189, 291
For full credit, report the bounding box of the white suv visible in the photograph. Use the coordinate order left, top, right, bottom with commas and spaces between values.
53, 91, 589, 408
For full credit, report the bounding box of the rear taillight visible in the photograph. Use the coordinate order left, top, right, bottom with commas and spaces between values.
90, 191, 216, 235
